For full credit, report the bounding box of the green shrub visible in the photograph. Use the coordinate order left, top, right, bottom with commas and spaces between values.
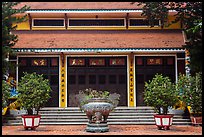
144, 74, 179, 114
177, 72, 202, 116
17, 72, 52, 115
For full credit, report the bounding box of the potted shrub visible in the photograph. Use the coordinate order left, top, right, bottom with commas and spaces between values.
144, 74, 179, 130
75, 88, 120, 132
17, 72, 51, 130
177, 72, 202, 126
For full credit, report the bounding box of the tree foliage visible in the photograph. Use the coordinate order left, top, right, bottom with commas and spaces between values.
2, 2, 29, 78
176, 72, 202, 116
133, 2, 202, 73
2, 80, 12, 109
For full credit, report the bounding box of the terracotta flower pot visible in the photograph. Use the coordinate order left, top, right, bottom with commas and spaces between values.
21, 115, 41, 130
190, 116, 202, 126
153, 114, 174, 130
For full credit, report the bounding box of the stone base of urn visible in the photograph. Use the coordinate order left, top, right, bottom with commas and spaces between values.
86, 123, 109, 132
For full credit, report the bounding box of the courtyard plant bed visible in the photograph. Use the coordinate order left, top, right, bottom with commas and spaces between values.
76, 88, 120, 132
144, 74, 179, 130
177, 72, 202, 126
17, 72, 52, 130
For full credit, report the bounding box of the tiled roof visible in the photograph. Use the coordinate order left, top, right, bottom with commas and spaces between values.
12, 30, 185, 49
14, 2, 141, 10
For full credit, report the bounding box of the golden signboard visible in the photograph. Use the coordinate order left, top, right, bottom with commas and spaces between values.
147, 58, 162, 65
31, 59, 47, 66
129, 54, 134, 107
60, 54, 66, 107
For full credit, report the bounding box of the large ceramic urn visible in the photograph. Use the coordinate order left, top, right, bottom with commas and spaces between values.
81, 98, 114, 132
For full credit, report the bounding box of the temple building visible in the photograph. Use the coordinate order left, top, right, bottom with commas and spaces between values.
10, 2, 188, 108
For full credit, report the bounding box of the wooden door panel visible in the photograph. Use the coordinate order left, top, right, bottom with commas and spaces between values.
135, 56, 175, 106
67, 57, 127, 107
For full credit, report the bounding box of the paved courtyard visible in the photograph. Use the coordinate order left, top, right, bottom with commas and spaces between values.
2, 125, 202, 135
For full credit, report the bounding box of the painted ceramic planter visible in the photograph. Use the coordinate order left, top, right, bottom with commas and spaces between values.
81, 98, 114, 132
21, 115, 41, 130
153, 114, 174, 130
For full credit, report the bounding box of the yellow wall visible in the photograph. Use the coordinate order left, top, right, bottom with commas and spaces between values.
164, 16, 181, 29
14, 16, 30, 30
14, 14, 181, 30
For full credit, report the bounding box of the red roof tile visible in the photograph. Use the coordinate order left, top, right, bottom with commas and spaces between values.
12, 30, 185, 49
14, 2, 141, 10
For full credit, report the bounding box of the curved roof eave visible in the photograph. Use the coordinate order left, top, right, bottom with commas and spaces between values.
13, 48, 185, 53
25, 9, 177, 14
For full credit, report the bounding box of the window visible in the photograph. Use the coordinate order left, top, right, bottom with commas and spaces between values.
69, 18, 125, 27
129, 19, 160, 27
33, 19, 65, 27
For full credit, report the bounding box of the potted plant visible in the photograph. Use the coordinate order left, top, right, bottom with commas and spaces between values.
75, 88, 120, 132
17, 72, 52, 130
144, 74, 179, 130
177, 72, 202, 126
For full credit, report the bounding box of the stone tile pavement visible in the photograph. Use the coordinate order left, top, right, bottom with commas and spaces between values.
2, 125, 202, 135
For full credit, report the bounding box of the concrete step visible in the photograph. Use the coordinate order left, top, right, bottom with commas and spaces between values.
4, 115, 190, 121
3, 107, 192, 126
4, 117, 191, 123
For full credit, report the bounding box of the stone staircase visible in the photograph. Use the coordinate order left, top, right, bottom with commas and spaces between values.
2, 106, 192, 126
